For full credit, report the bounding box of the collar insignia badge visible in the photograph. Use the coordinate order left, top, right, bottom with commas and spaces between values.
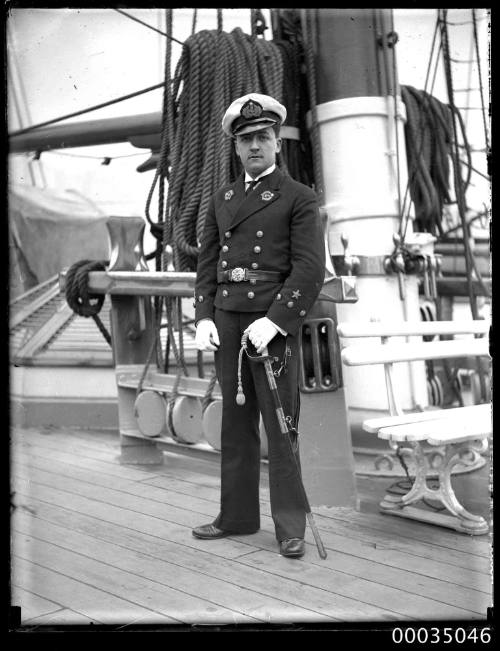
261, 191, 274, 201
225, 190, 234, 201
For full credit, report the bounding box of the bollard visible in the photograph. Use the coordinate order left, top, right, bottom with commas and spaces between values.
107, 216, 164, 465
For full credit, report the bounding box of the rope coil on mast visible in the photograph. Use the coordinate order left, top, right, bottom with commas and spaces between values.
148, 23, 286, 273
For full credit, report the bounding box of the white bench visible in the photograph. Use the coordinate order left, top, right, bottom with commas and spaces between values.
338, 320, 491, 535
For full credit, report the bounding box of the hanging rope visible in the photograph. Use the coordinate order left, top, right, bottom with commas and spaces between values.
400, 85, 453, 237
64, 259, 112, 345
201, 369, 218, 413
300, 9, 324, 201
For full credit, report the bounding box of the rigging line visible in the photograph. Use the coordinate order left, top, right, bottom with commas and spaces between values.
440, 11, 489, 307
472, 8, 490, 151
459, 159, 490, 182
9, 82, 166, 138
454, 107, 488, 111
423, 16, 441, 93
7, 57, 36, 186
43, 150, 149, 160
463, 17, 475, 133
448, 57, 475, 64
113, 8, 185, 46
7, 22, 47, 187
445, 16, 488, 26
380, 10, 402, 220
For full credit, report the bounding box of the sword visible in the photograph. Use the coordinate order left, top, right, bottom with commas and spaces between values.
237, 332, 327, 560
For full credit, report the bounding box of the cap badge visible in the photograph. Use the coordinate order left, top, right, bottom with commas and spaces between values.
241, 99, 263, 120
261, 191, 274, 201
225, 190, 234, 201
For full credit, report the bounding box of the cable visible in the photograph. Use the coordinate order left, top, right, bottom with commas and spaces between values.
42, 150, 148, 161
113, 8, 184, 45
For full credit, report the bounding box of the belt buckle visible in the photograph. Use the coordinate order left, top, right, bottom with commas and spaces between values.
230, 267, 246, 282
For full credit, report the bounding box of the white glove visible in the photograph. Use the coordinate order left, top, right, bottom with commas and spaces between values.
195, 319, 220, 351
244, 317, 279, 354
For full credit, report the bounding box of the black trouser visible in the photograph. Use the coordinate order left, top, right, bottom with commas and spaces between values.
213, 308, 306, 542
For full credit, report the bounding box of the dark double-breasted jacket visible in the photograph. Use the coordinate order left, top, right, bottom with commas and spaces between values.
194, 167, 325, 336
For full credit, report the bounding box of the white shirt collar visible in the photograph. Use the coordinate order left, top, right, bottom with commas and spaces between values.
244, 164, 276, 184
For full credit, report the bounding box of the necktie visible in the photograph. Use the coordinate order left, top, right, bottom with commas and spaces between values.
246, 179, 260, 194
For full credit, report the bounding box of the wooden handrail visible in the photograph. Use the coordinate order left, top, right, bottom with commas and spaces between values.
59, 269, 197, 297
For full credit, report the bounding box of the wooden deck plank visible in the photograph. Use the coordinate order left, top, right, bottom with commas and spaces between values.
11, 586, 66, 623
19, 608, 101, 626
237, 550, 486, 621
12, 471, 488, 621
13, 448, 491, 592
142, 472, 491, 572
12, 473, 253, 561
22, 495, 490, 621
11, 426, 493, 624
21, 497, 405, 622
12, 557, 176, 625
13, 515, 295, 625
13, 426, 491, 559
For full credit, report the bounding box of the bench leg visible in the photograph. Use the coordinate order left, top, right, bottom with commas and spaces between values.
379, 440, 490, 535
438, 439, 490, 534
380, 441, 429, 509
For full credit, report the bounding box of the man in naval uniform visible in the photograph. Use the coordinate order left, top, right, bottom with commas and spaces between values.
192, 93, 325, 558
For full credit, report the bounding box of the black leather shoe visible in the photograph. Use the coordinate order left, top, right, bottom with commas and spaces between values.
279, 538, 305, 558
192, 523, 237, 539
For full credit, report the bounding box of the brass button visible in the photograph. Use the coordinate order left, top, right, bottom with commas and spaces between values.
198, 295, 204, 303
287, 301, 294, 308
251, 262, 259, 269
225, 231, 231, 238
247, 291, 255, 299
276, 293, 282, 300
221, 261, 228, 268
222, 289, 228, 297
222, 245, 229, 253
299, 309, 306, 316
253, 246, 261, 254
256, 230, 263, 238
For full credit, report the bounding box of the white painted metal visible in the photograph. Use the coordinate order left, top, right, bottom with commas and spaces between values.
314, 95, 429, 411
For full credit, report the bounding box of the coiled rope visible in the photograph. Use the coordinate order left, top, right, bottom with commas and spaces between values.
148, 26, 285, 272
400, 85, 453, 237
64, 259, 112, 345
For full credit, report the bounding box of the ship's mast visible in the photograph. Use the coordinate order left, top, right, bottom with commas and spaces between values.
302, 8, 428, 412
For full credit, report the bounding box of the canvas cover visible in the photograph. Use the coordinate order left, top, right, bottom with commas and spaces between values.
9, 184, 111, 298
